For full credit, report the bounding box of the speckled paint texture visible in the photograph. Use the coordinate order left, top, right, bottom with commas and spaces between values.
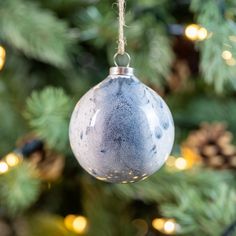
69, 73, 174, 183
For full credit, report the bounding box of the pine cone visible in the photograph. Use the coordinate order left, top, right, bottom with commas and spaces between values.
17, 134, 65, 181
166, 59, 190, 92
182, 122, 236, 169
29, 149, 65, 181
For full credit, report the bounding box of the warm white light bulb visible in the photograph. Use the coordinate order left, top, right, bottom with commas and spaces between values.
0, 161, 9, 174
164, 220, 176, 234
5, 153, 21, 167
222, 50, 232, 60
72, 216, 88, 234
0, 46, 6, 71
185, 24, 199, 41
175, 157, 187, 170
198, 27, 208, 40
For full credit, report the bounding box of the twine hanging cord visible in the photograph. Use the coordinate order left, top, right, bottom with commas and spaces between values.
117, 0, 126, 55
114, 0, 131, 67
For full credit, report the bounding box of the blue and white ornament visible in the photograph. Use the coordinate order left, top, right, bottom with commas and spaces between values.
69, 67, 174, 183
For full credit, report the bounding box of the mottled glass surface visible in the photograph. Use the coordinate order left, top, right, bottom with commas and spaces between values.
69, 74, 174, 183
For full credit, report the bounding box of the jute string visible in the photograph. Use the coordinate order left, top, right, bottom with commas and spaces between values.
117, 0, 126, 55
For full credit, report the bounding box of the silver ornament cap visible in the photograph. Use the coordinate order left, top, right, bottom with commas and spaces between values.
109, 66, 134, 76
69, 67, 174, 183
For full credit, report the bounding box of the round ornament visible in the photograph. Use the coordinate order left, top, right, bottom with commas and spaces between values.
69, 67, 174, 183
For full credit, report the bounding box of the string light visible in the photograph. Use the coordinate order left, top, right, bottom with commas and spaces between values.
185, 24, 208, 41
166, 154, 196, 171
221, 50, 236, 66
5, 153, 22, 167
175, 157, 187, 170
0, 152, 22, 175
152, 218, 179, 235
64, 215, 76, 231
0, 161, 9, 174
181, 146, 201, 168
0, 45, 6, 71
164, 220, 176, 234
152, 218, 165, 230
64, 215, 88, 234
73, 216, 87, 234
166, 146, 202, 171
185, 24, 199, 41
198, 27, 208, 40
222, 50, 232, 60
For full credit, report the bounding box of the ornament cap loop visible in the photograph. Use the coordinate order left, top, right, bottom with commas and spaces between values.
109, 66, 134, 76
113, 52, 131, 67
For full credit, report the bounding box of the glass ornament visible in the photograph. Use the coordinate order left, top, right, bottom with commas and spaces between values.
69, 67, 174, 183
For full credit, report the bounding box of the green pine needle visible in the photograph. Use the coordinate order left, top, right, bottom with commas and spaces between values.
113, 168, 233, 202
191, 0, 236, 92
0, 0, 73, 67
161, 184, 236, 235
25, 87, 73, 151
0, 162, 40, 216
112, 167, 235, 235
27, 213, 76, 236
171, 95, 236, 133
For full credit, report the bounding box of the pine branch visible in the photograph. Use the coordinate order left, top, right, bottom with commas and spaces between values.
161, 184, 236, 235
132, 26, 174, 86
0, 162, 40, 216
78, 5, 174, 86
112, 167, 235, 235
0, 0, 74, 68
26, 213, 76, 236
191, 0, 236, 92
0, 51, 32, 155
171, 95, 236, 133
24, 87, 73, 152
81, 178, 135, 236
112, 168, 233, 203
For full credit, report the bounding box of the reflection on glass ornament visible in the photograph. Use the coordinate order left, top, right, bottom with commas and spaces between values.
69, 67, 174, 183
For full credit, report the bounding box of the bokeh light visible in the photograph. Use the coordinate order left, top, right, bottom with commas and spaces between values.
222, 50, 232, 60
164, 220, 176, 234
152, 218, 178, 234
198, 27, 208, 40
5, 153, 22, 167
0, 46, 6, 70
0, 161, 9, 174
185, 24, 208, 41
175, 157, 187, 170
185, 24, 199, 41
64, 215, 88, 234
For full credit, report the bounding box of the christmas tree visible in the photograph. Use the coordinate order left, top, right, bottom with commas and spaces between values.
0, 0, 236, 235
